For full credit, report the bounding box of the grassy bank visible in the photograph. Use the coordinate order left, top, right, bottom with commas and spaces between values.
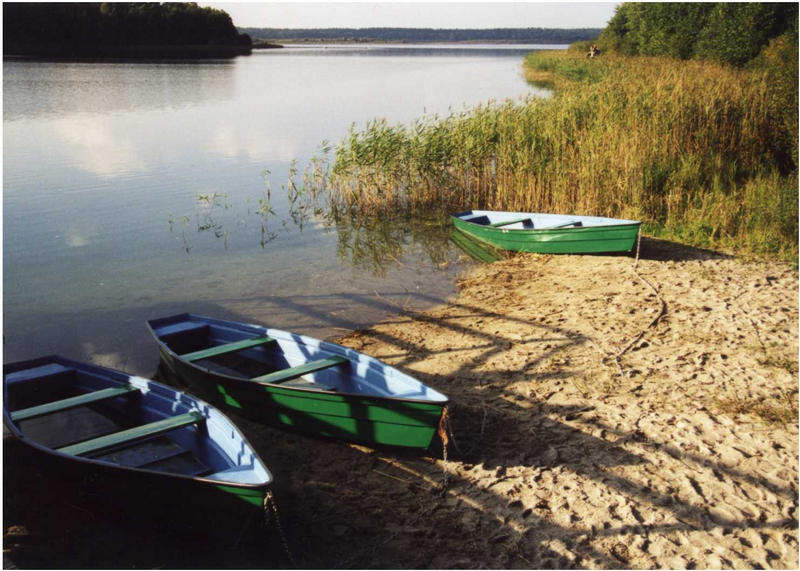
324, 50, 797, 261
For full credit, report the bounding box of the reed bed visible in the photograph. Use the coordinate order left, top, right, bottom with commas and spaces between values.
323, 51, 797, 259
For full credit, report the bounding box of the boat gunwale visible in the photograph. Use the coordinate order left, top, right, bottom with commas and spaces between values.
2, 355, 272, 491
146, 314, 449, 407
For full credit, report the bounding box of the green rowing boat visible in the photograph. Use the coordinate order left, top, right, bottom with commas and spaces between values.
451, 210, 641, 254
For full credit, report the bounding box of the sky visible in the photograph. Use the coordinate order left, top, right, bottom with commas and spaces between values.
201, 1, 620, 29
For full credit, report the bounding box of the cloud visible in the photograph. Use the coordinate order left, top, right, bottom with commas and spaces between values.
212, 122, 302, 163
51, 115, 147, 178
64, 224, 91, 247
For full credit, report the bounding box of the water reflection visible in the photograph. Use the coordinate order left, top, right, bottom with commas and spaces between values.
528, 79, 556, 90
168, 157, 322, 253
64, 224, 93, 248
50, 115, 149, 177
449, 229, 507, 263
195, 192, 231, 248
3, 59, 237, 121
332, 214, 454, 278
4, 44, 548, 372
167, 173, 475, 279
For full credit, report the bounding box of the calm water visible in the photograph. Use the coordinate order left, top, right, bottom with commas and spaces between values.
3, 44, 553, 374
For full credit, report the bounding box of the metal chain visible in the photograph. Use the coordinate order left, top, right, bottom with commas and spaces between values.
443, 406, 461, 454
589, 227, 666, 376
441, 436, 449, 491
614, 227, 667, 374
634, 225, 643, 270
263, 491, 297, 568
437, 406, 451, 492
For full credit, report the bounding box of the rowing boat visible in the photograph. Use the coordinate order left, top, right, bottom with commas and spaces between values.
147, 314, 449, 450
3, 355, 272, 532
451, 210, 641, 254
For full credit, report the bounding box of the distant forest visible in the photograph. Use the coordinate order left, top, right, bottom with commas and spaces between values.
4, 2, 252, 57
241, 27, 603, 44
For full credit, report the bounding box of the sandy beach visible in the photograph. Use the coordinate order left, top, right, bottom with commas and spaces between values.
4, 237, 798, 569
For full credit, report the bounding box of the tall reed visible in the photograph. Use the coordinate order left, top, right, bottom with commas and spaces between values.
324, 51, 797, 259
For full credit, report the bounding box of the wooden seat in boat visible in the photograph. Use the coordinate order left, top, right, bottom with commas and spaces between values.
10, 385, 138, 421
180, 336, 276, 362
57, 412, 204, 457
252, 356, 348, 384
489, 217, 533, 228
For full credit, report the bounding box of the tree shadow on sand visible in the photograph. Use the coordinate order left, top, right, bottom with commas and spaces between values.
3, 269, 795, 569
248, 291, 796, 569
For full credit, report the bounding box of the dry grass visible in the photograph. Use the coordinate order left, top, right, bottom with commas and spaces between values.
716, 391, 799, 425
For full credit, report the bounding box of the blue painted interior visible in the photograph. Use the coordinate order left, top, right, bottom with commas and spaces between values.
149, 313, 449, 402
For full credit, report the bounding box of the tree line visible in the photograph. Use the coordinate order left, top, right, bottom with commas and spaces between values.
241, 27, 603, 44
3, 2, 251, 51
597, 2, 797, 67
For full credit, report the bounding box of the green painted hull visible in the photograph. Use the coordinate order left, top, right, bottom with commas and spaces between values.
157, 346, 445, 450
452, 214, 640, 254
8, 439, 268, 537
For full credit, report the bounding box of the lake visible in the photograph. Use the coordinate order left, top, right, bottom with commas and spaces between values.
3, 44, 554, 375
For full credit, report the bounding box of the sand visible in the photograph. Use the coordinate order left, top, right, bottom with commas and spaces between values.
4, 237, 798, 569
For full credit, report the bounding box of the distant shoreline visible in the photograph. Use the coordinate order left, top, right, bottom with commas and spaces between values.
239, 26, 602, 45
262, 39, 566, 46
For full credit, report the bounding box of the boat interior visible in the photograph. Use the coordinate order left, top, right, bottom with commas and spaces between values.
149, 315, 449, 402
4, 358, 270, 486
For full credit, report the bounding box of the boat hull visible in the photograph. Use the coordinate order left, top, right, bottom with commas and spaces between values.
452, 211, 641, 254
5, 436, 266, 539
3, 356, 271, 536
149, 316, 447, 450
157, 347, 444, 449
